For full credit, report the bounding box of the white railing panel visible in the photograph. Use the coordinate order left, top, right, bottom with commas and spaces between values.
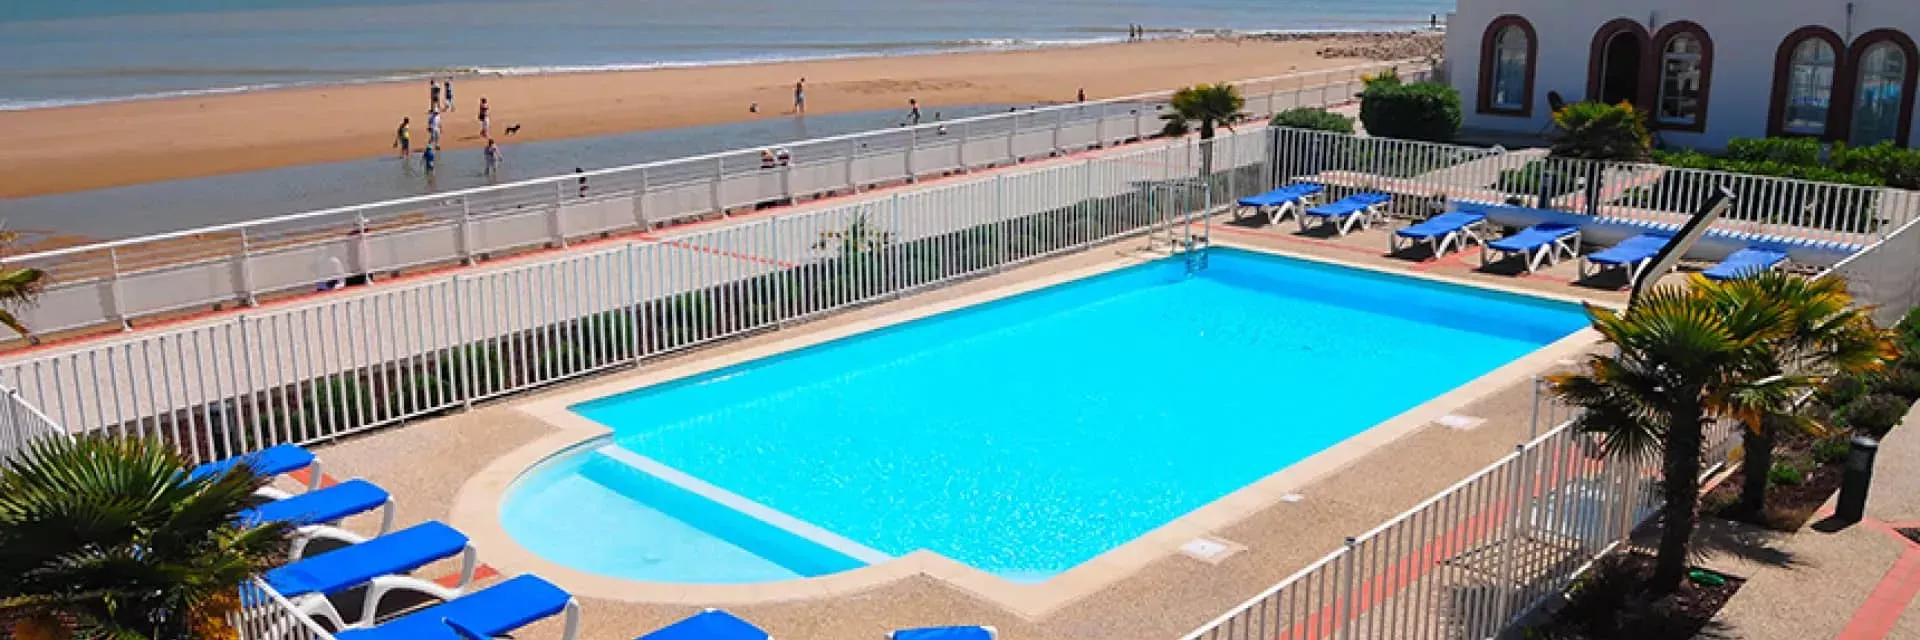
364, 221, 464, 272
247, 239, 357, 295
560, 196, 639, 238
468, 207, 556, 254
117, 259, 241, 316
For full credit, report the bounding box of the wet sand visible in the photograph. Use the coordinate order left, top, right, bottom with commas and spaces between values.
0, 35, 1437, 198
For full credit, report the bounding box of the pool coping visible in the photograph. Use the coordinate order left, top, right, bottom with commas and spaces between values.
449, 241, 1604, 620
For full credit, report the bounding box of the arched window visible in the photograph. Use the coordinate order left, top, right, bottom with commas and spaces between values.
1852, 42, 1910, 145
1769, 28, 1844, 137
1657, 36, 1705, 125
1477, 15, 1537, 116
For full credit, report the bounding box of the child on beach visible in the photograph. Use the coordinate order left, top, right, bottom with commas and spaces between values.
430, 80, 441, 111
443, 79, 455, 111
422, 144, 437, 172
576, 167, 589, 197
394, 117, 411, 158
483, 139, 501, 175
477, 97, 491, 137
793, 78, 806, 114
908, 98, 921, 125
427, 109, 442, 146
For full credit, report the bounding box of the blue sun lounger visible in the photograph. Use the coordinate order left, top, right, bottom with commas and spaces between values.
891, 626, 998, 640
1234, 183, 1324, 226
638, 609, 771, 640
1580, 232, 1675, 286
1482, 222, 1582, 273
1391, 210, 1487, 258
332, 574, 580, 640
1703, 248, 1789, 280
263, 521, 478, 629
241, 478, 396, 558
1301, 192, 1393, 236
191, 444, 321, 491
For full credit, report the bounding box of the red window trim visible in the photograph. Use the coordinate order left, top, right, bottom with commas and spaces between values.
1834, 29, 1920, 147
1766, 26, 1846, 139
1649, 20, 1715, 133
1585, 18, 1652, 108
1477, 15, 1538, 117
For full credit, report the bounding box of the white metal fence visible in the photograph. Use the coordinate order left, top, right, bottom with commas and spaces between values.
1179, 397, 1743, 640
1267, 128, 1920, 253
0, 124, 1279, 461
2, 60, 1424, 343
0, 380, 66, 466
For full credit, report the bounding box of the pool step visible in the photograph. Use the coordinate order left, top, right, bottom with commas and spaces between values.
583, 444, 893, 571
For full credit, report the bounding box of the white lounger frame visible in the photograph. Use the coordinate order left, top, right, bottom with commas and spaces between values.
1390, 218, 1487, 258
1481, 232, 1582, 273
1579, 253, 1670, 289
1299, 200, 1388, 236
1235, 192, 1322, 227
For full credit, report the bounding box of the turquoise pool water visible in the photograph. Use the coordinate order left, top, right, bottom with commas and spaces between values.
501, 248, 1590, 583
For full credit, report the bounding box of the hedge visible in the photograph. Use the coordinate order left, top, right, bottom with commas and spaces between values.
1358, 81, 1462, 143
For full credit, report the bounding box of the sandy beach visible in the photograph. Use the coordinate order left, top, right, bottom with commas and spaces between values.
0, 35, 1436, 199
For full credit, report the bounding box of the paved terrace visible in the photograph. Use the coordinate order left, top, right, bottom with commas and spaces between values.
1691, 404, 1920, 640
280, 214, 1631, 640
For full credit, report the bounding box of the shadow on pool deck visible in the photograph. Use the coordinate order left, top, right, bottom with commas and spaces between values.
298, 219, 1628, 640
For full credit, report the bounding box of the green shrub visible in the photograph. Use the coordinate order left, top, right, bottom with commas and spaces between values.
1550, 101, 1651, 161
1359, 81, 1461, 142
1497, 161, 1580, 201
1726, 137, 1823, 167
1894, 307, 1920, 358
1875, 365, 1920, 402
1813, 436, 1853, 464
1839, 393, 1911, 436
1832, 142, 1920, 190
1270, 108, 1354, 134
1820, 373, 1873, 409
1768, 462, 1807, 486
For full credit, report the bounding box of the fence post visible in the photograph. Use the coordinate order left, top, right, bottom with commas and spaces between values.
712, 157, 726, 216
1495, 443, 1530, 630
996, 175, 1008, 267
451, 275, 474, 408
549, 187, 569, 249
105, 247, 131, 331
1051, 108, 1063, 156
354, 213, 373, 284
458, 195, 476, 266
635, 167, 651, 230
1083, 159, 1097, 248
956, 120, 968, 171
906, 128, 918, 183
237, 229, 258, 307
1339, 537, 1359, 640
1094, 102, 1106, 147
846, 139, 859, 193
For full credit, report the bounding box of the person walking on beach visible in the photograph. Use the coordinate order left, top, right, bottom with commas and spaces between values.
1078, 87, 1086, 103
477, 97, 491, 137
394, 117, 412, 158
429, 80, 442, 111
793, 77, 806, 114
483, 138, 502, 175
427, 108, 442, 146
907, 98, 921, 125
443, 78, 455, 111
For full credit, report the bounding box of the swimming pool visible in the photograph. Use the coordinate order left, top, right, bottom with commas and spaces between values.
502, 248, 1590, 584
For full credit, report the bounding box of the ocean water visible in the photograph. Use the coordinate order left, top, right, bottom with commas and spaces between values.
0, 0, 1450, 109
501, 249, 1589, 583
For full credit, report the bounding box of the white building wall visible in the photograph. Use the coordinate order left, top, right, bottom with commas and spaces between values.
1445, 0, 1920, 150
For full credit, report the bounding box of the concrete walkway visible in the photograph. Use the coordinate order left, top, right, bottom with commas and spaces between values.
1703, 403, 1920, 639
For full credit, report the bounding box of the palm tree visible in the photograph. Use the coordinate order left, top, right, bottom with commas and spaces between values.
0, 437, 291, 639
1162, 83, 1246, 178
1549, 281, 1788, 593
1698, 272, 1892, 517
0, 228, 47, 343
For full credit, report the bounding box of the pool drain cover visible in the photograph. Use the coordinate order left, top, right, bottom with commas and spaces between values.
1180, 536, 1243, 564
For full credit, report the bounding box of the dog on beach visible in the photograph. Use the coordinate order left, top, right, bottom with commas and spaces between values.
504, 124, 522, 136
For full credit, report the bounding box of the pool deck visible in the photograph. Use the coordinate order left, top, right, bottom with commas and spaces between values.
296, 216, 1633, 640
